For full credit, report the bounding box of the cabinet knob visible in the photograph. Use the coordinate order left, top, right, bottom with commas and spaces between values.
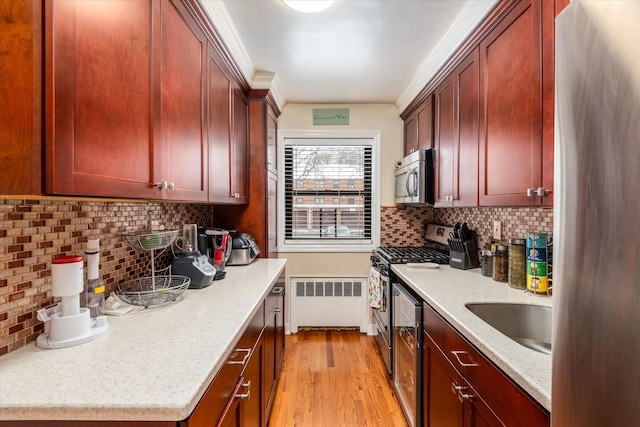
526, 188, 536, 197
167, 182, 175, 190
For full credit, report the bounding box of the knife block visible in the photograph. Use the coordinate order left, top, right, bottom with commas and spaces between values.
448, 238, 480, 270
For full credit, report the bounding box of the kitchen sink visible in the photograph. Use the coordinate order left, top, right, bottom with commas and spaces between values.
465, 303, 552, 355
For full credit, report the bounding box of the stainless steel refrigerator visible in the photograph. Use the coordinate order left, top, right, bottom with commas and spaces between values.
554, 1, 640, 426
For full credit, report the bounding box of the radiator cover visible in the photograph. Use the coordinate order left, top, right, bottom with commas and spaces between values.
289, 277, 368, 333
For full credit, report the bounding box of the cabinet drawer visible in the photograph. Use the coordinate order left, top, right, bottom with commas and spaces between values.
183, 306, 264, 427
422, 303, 549, 426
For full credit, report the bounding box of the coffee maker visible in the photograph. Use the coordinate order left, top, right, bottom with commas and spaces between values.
171, 224, 215, 289
198, 228, 232, 280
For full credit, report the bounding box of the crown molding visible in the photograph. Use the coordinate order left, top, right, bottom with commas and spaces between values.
395, 0, 498, 113
200, 1, 286, 112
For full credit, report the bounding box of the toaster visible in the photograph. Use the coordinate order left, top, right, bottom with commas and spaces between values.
227, 231, 261, 265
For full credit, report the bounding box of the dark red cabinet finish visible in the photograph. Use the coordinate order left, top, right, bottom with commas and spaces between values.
422, 302, 549, 427
403, 95, 434, 156
478, 0, 553, 206
434, 50, 479, 207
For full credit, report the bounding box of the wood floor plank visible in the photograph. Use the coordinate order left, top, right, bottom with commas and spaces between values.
268, 330, 409, 427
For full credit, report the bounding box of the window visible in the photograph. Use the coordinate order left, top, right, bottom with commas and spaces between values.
280, 132, 379, 250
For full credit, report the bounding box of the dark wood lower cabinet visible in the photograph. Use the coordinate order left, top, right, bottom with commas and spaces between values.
422, 302, 549, 427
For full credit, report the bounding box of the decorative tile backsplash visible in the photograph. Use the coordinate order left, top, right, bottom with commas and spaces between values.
433, 206, 554, 250
1, 198, 553, 355
380, 205, 434, 246
0, 198, 213, 355
380, 205, 553, 250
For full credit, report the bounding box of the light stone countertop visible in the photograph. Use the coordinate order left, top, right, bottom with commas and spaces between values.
0, 258, 287, 421
392, 264, 552, 411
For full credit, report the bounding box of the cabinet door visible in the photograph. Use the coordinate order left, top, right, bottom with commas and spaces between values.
266, 110, 278, 174
208, 47, 233, 203
231, 84, 249, 203
1, 0, 42, 195
423, 330, 464, 427
46, 0, 158, 199
267, 172, 278, 255
404, 113, 418, 156
434, 75, 455, 206
417, 96, 434, 151
240, 336, 263, 427
158, 0, 208, 201
454, 50, 479, 207
478, 0, 544, 206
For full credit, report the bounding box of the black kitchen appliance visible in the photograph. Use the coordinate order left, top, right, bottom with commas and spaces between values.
370, 223, 452, 378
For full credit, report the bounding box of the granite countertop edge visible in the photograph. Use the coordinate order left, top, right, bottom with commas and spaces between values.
0, 258, 287, 421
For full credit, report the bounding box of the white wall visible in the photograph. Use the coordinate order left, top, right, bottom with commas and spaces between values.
277, 103, 403, 332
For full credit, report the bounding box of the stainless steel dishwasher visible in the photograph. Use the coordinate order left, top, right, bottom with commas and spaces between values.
392, 281, 422, 427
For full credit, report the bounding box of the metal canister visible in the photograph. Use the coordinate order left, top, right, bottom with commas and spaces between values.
526, 233, 551, 293
508, 239, 526, 289
492, 245, 508, 282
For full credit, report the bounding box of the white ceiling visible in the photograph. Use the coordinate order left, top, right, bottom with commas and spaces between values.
205, 0, 497, 111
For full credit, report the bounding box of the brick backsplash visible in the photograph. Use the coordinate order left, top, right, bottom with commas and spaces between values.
0, 198, 214, 355
380, 205, 553, 250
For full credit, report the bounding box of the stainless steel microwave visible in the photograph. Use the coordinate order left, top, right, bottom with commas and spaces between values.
394, 149, 434, 205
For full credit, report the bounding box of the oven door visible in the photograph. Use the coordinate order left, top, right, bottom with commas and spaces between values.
372, 270, 392, 377
393, 282, 422, 427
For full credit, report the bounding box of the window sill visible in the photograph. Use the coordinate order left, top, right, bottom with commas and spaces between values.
278, 243, 376, 253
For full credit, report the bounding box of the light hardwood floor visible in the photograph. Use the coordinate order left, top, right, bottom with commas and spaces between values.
268, 330, 409, 427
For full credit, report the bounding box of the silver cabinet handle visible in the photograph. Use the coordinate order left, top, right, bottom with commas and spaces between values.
526, 188, 536, 197
155, 180, 174, 190
536, 187, 549, 196
274, 306, 282, 313
236, 380, 251, 400
451, 350, 478, 367
228, 348, 251, 366
451, 382, 466, 394
458, 389, 475, 403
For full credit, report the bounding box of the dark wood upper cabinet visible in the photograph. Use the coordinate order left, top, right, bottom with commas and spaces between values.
158, 0, 208, 202
44, 0, 209, 201
231, 84, 249, 204
0, 0, 42, 195
45, 0, 159, 199
207, 46, 233, 203
403, 95, 434, 156
434, 50, 479, 208
478, 0, 553, 206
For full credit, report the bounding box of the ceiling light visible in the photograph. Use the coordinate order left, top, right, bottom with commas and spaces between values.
282, 1, 335, 13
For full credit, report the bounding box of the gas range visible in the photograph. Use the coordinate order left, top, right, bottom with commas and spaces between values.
375, 246, 449, 265
374, 223, 453, 266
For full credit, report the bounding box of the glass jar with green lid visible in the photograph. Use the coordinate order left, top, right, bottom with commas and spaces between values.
508, 238, 527, 289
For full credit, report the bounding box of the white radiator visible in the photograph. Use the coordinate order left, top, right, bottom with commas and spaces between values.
289, 277, 368, 333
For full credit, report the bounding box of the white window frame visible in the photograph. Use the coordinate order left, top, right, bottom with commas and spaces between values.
277, 130, 381, 253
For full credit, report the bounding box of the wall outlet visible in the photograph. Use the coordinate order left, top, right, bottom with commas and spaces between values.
493, 220, 502, 240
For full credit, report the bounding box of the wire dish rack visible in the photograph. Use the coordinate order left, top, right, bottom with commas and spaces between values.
119, 223, 188, 308
122, 230, 179, 252
116, 275, 190, 308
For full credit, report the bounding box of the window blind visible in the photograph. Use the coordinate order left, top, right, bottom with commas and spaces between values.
284, 144, 372, 243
